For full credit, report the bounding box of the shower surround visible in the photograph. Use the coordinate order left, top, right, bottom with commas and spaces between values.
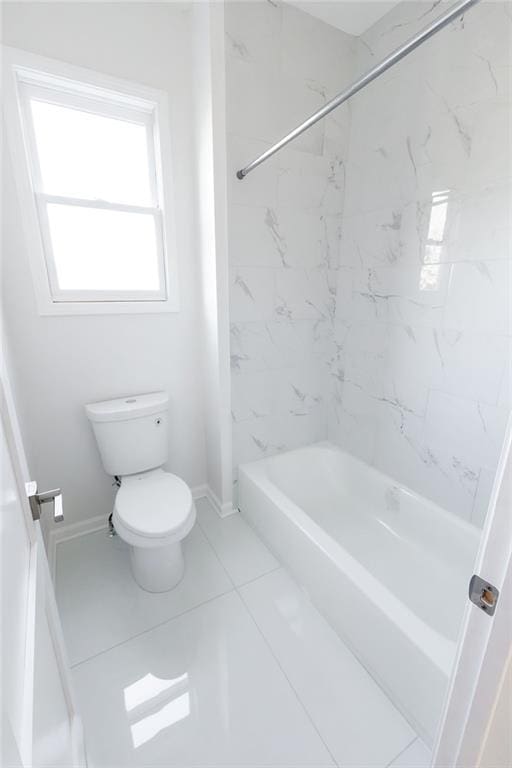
330, 0, 511, 525
226, 0, 511, 522
226, 0, 354, 497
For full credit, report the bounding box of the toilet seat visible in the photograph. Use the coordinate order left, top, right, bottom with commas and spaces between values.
113, 470, 195, 547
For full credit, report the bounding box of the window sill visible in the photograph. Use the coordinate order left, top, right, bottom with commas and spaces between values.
37, 298, 180, 316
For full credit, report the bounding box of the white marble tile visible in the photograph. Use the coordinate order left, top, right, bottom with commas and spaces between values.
231, 368, 282, 422
224, 0, 281, 68
56, 525, 232, 665
442, 181, 512, 264
230, 319, 323, 376
424, 390, 509, 472
230, 321, 284, 374
233, 408, 326, 466
229, 205, 288, 268
226, 0, 511, 529
277, 74, 326, 156
232, 363, 325, 425
431, 330, 508, 407
226, 54, 282, 144
372, 401, 480, 520
327, 380, 378, 466
280, 1, 355, 95
196, 497, 279, 586
389, 738, 432, 768
240, 568, 416, 768
278, 148, 345, 214
324, 105, 351, 160
230, 266, 276, 322
73, 591, 334, 768
274, 268, 329, 321
350, 262, 451, 329
276, 209, 328, 269
471, 467, 499, 528
443, 259, 510, 334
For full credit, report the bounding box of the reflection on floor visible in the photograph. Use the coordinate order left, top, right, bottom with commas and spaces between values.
56, 497, 432, 768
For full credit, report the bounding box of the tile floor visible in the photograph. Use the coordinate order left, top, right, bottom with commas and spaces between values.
56, 496, 432, 768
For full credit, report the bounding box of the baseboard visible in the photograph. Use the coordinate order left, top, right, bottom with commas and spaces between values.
191, 483, 209, 500
47, 484, 235, 581
192, 483, 235, 518
205, 487, 236, 518
47, 513, 108, 584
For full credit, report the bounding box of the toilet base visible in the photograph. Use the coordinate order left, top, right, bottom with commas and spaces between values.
130, 541, 185, 592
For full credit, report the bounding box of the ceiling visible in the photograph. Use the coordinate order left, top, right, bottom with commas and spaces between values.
285, 1, 401, 36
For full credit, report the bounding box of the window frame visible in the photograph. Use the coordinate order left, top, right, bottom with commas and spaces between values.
3, 47, 180, 315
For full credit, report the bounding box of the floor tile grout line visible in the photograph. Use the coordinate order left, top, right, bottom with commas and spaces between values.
195, 513, 238, 589
195, 508, 339, 766
70, 584, 236, 670
384, 736, 420, 768
64, 509, 421, 767
235, 583, 341, 768
195, 505, 410, 768
195, 508, 281, 590
233, 563, 282, 589
66, 510, 276, 671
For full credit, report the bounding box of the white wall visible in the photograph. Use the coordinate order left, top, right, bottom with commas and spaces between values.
329, 0, 511, 524
1, 3, 207, 527
192, 2, 233, 515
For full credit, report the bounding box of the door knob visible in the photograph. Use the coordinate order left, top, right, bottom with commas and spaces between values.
26, 481, 64, 523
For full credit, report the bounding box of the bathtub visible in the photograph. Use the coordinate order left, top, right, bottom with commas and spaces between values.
238, 441, 479, 746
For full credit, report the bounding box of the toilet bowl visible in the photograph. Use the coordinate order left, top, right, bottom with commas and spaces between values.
113, 469, 196, 592
85, 391, 196, 593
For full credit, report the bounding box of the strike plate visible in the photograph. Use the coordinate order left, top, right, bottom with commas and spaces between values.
469, 574, 499, 617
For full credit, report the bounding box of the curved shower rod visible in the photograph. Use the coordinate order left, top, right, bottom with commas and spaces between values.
236, 0, 481, 180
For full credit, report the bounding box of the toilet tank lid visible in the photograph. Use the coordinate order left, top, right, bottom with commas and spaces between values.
85, 392, 168, 423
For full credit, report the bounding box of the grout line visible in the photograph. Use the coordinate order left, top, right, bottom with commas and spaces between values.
193, 501, 337, 764
68, 511, 278, 671
196, 506, 281, 589
233, 563, 282, 589
63, 498, 420, 768
236, 584, 340, 768
70, 583, 236, 670
195, 510, 237, 589
384, 736, 419, 768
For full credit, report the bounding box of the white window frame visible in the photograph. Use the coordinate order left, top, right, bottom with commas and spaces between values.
2, 46, 180, 315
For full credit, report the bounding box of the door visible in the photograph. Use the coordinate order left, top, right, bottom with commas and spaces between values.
433, 416, 512, 767
1, 359, 87, 767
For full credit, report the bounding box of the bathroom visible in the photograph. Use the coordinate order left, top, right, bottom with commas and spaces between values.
1, 0, 511, 766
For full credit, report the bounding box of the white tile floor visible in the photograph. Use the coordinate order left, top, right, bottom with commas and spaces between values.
56, 497, 431, 768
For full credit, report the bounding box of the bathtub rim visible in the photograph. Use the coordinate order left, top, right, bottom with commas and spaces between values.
238, 441, 480, 676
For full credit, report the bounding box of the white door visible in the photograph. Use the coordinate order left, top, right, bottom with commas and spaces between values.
433, 417, 512, 767
1, 362, 87, 767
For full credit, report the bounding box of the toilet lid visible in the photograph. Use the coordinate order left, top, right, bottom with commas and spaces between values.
115, 472, 193, 539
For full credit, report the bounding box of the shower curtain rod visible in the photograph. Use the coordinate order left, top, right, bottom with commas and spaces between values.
236, 0, 481, 180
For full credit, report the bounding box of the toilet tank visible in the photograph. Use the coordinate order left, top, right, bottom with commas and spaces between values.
85, 392, 169, 476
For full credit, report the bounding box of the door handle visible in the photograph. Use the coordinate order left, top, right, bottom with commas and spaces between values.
26, 481, 64, 523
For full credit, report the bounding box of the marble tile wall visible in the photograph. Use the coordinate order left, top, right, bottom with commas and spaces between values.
225, 0, 355, 496
329, 1, 511, 524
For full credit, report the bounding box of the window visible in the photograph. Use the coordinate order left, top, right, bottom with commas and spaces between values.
4, 49, 178, 314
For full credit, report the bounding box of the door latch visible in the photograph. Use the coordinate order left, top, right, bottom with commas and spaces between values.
469, 574, 499, 616
26, 481, 64, 523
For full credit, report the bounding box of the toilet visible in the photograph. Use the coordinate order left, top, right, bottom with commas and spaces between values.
85, 392, 196, 593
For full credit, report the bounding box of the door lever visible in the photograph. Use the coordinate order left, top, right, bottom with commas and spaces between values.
26, 481, 64, 523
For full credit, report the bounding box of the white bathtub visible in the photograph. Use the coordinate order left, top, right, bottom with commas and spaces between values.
238, 441, 479, 745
